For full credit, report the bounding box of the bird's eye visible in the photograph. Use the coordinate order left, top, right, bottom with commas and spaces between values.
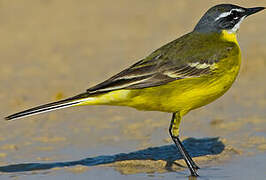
224, 10, 241, 21
231, 10, 241, 18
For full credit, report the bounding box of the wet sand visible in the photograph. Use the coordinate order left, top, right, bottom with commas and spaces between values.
0, 0, 265, 179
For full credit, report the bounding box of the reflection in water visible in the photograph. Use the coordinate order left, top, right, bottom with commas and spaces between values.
0, 137, 224, 175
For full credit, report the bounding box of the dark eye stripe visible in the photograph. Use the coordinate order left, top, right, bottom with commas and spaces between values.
231, 10, 241, 17
226, 11, 240, 21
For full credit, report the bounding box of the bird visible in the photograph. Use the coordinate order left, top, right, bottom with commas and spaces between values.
5, 4, 265, 177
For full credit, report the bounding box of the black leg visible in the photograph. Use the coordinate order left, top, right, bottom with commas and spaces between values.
169, 113, 199, 169
169, 113, 199, 176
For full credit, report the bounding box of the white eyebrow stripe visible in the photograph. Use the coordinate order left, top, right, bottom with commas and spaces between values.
215, 8, 244, 21
215, 12, 231, 21
232, 8, 245, 12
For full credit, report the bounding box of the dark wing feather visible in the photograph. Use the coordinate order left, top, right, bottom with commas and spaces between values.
87, 57, 163, 93
86, 58, 211, 94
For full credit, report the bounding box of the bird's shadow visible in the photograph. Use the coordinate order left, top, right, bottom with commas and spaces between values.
0, 137, 224, 173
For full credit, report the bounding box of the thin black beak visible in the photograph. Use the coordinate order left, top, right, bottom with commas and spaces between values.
246, 7, 265, 16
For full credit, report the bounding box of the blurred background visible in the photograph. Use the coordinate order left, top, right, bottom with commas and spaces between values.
0, 0, 265, 179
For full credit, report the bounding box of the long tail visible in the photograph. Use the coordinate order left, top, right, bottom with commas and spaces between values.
5, 93, 92, 121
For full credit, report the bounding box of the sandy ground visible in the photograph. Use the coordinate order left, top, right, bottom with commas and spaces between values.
0, 0, 265, 179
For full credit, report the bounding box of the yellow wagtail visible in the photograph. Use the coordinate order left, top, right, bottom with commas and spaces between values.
5, 4, 265, 176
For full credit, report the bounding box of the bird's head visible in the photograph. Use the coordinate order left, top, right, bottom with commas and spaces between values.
194, 4, 265, 33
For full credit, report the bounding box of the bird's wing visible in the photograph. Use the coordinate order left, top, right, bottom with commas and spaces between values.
87, 32, 235, 94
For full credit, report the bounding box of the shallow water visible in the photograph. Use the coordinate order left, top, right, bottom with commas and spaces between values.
0, 0, 265, 179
